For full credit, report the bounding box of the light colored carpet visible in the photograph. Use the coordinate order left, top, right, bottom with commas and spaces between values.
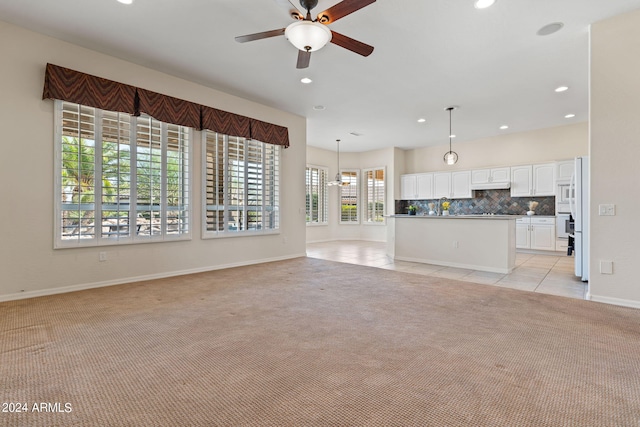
2, 257, 640, 426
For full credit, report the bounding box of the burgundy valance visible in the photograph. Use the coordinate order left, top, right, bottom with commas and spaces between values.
42, 63, 137, 115
42, 63, 290, 148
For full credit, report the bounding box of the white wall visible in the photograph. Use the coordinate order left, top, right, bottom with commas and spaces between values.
404, 122, 588, 174
589, 9, 640, 308
0, 22, 307, 301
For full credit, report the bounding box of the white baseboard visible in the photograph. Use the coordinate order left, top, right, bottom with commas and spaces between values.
588, 294, 640, 310
394, 256, 512, 274
0, 253, 307, 303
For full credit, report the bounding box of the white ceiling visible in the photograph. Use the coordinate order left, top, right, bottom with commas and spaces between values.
2, 0, 640, 152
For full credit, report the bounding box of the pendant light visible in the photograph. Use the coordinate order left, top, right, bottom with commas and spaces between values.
443, 106, 459, 165
327, 139, 349, 186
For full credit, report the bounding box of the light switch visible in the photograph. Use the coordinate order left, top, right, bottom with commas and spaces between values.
598, 204, 615, 216
600, 260, 613, 275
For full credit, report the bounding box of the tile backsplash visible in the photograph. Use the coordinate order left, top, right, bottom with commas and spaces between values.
397, 189, 555, 216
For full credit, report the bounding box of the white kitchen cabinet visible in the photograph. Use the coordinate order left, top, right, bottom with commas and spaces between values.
451, 170, 472, 198
510, 163, 555, 197
516, 218, 531, 249
471, 167, 510, 185
433, 172, 451, 199
556, 160, 574, 182
556, 238, 569, 252
400, 174, 417, 200
532, 164, 555, 195
510, 166, 532, 197
516, 217, 556, 251
432, 171, 472, 199
416, 173, 434, 199
400, 173, 433, 200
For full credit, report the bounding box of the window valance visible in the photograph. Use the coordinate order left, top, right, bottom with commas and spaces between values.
201, 105, 251, 140
42, 63, 290, 148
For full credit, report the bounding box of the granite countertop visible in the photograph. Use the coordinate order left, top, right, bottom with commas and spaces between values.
390, 214, 520, 220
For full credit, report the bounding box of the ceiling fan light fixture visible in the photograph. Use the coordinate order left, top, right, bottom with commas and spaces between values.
474, 0, 496, 9
285, 21, 332, 52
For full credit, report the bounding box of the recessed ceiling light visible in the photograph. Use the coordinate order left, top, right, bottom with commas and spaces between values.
300, 77, 312, 84
555, 86, 569, 92
449, 134, 456, 138
537, 22, 564, 36
117, 0, 133, 4
313, 105, 325, 111
474, 0, 496, 9
417, 118, 426, 123
500, 125, 509, 130
565, 114, 576, 118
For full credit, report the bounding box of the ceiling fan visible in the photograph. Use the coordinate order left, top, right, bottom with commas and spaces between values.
235, 0, 375, 69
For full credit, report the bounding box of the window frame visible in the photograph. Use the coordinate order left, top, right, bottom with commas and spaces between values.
339, 169, 360, 224
54, 100, 192, 249
201, 131, 280, 239
363, 166, 386, 225
305, 164, 329, 226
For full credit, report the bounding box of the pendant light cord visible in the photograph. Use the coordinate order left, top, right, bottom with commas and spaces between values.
449, 108, 452, 153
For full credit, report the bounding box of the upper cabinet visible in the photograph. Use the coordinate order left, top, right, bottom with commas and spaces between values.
471, 167, 510, 185
452, 171, 473, 198
400, 174, 417, 200
510, 166, 532, 197
400, 173, 433, 200
433, 172, 451, 199
433, 171, 472, 199
532, 163, 555, 195
556, 160, 574, 182
510, 163, 555, 197
401, 161, 564, 200
416, 174, 434, 199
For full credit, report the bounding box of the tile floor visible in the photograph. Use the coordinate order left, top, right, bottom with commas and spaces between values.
306, 240, 588, 300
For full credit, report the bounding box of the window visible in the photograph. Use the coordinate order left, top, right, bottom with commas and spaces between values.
202, 131, 279, 237
339, 170, 359, 223
55, 101, 191, 248
364, 167, 385, 223
305, 165, 328, 225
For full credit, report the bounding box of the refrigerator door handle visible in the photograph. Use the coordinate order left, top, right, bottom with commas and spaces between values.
569, 170, 576, 220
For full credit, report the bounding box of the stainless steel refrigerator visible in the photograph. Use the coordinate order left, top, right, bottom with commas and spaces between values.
570, 156, 589, 282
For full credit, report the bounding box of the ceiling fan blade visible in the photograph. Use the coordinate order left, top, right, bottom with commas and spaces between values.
330, 31, 374, 57
297, 50, 311, 69
235, 28, 286, 43
317, 0, 376, 24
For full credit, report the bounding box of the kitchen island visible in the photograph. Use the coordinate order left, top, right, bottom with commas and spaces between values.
386, 215, 517, 274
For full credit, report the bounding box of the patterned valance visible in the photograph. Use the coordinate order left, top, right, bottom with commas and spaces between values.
201, 106, 251, 140
136, 88, 201, 129
42, 63, 137, 114
250, 119, 290, 148
42, 63, 290, 148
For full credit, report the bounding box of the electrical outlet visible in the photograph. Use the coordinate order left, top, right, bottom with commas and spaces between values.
453, 241, 459, 249
99, 252, 107, 262
598, 204, 615, 216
